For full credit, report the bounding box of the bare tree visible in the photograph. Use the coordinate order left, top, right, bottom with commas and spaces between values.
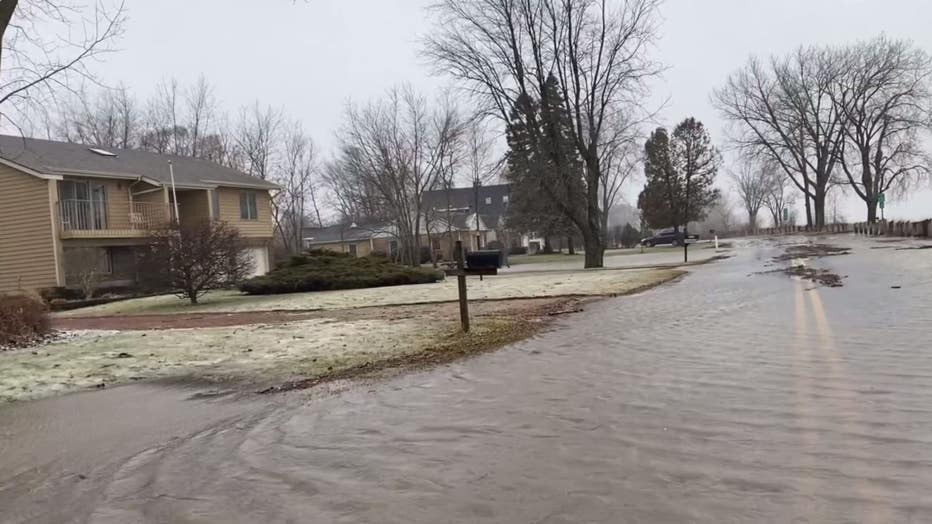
64, 247, 104, 299
237, 102, 281, 180
832, 36, 932, 222
186, 75, 216, 159
730, 156, 770, 231
464, 118, 499, 248
424, 0, 663, 268
333, 85, 462, 266
714, 46, 847, 228
0, 1, 126, 133
599, 113, 640, 238
274, 122, 317, 254
56, 83, 138, 148
763, 171, 794, 228
138, 220, 252, 305
322, 148, 387, 223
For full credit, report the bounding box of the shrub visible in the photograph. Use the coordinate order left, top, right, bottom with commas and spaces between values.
39, 286, 85, 302
419, 246, 432, 264
0, 293, 50, 348
508, 245, 528, 255
239, 250, 444, 295
138, 220, 252, 304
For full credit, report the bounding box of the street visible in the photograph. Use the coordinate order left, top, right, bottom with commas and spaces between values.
2, 235, 932, 523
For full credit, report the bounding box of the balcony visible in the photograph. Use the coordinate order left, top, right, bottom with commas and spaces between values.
58, 200, 176, 239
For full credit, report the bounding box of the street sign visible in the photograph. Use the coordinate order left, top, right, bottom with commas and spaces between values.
684, 237, 699, 245
878, 192, 886, 210
783, 207, 789, 222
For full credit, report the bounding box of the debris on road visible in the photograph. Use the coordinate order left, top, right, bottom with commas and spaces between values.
785, 265, 845, 287
772, 243, 851, 262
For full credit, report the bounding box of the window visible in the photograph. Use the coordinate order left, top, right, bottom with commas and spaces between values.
348, 244, 358, 257
485, 197, 492, 205
240, 191, 258, 220
60, 179, 108, 230
502, 195, 509, 204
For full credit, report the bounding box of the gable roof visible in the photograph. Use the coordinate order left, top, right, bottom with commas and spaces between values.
302, 222, 396, 245
422, 183, 511, 228
0, 135, 278, 190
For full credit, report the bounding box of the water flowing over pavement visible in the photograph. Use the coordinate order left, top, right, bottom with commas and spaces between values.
2, 236, 932, 523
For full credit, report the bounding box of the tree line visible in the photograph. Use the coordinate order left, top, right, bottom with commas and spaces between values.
715, 36, 932, 228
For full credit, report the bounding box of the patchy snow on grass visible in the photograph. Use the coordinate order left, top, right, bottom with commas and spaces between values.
0, 318, 443, 402
61, 268, 682, 317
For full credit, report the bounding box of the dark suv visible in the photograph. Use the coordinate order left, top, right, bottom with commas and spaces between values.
640, 229, 699, 247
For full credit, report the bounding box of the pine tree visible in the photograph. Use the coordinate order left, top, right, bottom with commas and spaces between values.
504, 77, 581, 242
638, 117, 721, 231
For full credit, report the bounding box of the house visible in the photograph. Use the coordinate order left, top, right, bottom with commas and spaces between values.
0, 135, 278, 294
422, 183, 513, 247
302, 222, 398, 257
302, 213, 493, 263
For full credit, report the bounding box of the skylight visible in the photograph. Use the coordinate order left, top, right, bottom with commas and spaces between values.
88, 147, 117, 157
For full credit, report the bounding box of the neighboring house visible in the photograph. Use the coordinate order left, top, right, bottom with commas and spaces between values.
0, 135, 278, 294
422, 183, 512, 246
302, 222, 398, 257
302, 214, 493, 263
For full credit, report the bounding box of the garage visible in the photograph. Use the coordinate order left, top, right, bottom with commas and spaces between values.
246, 247, 270, 277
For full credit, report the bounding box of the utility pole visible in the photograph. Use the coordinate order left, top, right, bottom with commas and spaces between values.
473, 177, 481, 251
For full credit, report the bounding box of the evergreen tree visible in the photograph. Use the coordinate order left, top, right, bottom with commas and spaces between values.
619, 222, 642, 248
504, 77, 581, 243
637, 117, 721, 231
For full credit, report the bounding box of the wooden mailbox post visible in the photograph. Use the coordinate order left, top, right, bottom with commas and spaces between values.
454, 240, 498, 333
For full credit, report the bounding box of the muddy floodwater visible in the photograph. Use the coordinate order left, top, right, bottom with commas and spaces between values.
2, 236, 932, 523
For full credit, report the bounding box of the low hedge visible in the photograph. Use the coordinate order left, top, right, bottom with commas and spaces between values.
239, 250, 444, 295
0, 293, 50, 348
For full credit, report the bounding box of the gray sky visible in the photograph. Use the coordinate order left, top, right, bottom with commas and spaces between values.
95, 0, 932, 222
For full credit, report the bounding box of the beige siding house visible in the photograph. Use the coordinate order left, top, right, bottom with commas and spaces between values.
302, 215, 493, 263
0, 135, 278, 294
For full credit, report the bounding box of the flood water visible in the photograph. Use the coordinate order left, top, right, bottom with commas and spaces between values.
2, 236, 932, 523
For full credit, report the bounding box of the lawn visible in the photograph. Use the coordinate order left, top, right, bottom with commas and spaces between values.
0, 317, 445, 402
507, 247, 664, 266
3, 266, 686, 402
60, 268, 683, 317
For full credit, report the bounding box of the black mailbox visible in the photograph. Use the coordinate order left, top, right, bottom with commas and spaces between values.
466, 250, 503, 270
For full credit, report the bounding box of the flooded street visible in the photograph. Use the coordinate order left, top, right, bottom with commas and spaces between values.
3, 236, 932, 523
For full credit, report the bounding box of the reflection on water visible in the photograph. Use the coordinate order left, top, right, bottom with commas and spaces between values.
4, 237, 932, 523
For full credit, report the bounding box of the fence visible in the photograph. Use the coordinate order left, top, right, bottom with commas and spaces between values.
852, 220, 931, 238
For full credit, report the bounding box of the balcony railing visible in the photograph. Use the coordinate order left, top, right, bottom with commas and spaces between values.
58, 200, 176, 237
127, 202, 175, 230
59, 199, 108, 231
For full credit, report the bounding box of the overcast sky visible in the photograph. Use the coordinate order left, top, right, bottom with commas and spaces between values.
93, 0, 932, 221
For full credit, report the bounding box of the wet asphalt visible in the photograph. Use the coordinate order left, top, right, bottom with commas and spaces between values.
1, 235, 931, 523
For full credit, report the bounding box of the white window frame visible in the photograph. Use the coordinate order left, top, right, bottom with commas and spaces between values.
240, 191, 258, 220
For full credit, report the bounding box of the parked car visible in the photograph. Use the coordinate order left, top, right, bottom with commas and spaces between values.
640, 229, 699, 247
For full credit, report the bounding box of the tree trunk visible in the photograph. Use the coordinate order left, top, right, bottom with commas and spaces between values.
813, 185, 827, 229
188, 291, 198, 304
804, 193, 813, 228
582, 230, 604, 268
543, 236, 554, 254
566, 236, 575, 255
866, 200, 878, 223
